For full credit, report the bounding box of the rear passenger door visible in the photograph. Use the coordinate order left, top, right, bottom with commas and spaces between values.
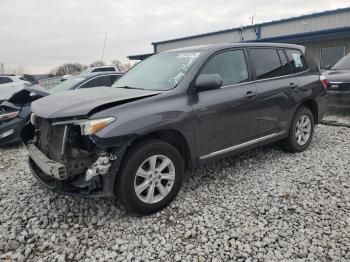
191, 49, 259, 158
249, 48, 298, 136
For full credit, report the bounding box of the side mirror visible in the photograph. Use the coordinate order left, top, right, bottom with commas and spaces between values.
194, 74, 223, 91
324, 65, 332, 70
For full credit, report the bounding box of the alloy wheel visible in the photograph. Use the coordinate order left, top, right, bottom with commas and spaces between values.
295, 115, 312, 146
134, 155, 175, 204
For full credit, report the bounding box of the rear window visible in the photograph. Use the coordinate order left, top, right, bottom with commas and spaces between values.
332, 54, 350, 70
249, 48, 284, 80
285, 49, 308, 73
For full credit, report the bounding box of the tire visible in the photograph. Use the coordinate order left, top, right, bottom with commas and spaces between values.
282, 107, 315, 152
115, 139, 184, 215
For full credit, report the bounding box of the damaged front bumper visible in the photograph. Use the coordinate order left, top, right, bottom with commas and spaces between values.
27, 142, 128, 198
22, 117, 132, 198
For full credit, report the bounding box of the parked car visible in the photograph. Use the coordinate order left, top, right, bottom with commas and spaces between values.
0, 75, 31, 88
0, 72, 123, 146
323, 53, 350, 110
81, 66, 120, 74
22, 43, 327, 214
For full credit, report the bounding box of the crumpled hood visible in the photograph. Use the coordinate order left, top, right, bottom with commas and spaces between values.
323, 70, 350, 83
31, 87, 162, 119
0, 84, 49, 102
0, 85, 24, 101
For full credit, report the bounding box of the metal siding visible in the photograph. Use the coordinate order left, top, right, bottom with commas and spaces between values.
154, 10, 350, 53
261, 12, 350, 38
301, 37, 350, 67
156, 30, 257, 52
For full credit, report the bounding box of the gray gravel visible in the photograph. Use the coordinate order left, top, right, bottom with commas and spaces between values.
1, 117, 350, 261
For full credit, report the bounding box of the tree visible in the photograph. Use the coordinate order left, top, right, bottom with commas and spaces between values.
51, 63, 87, 76
90, 61, 105, 67
111, 60, 134, 72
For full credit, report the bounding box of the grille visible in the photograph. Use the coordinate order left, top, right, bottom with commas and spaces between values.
329, 82, 350, 91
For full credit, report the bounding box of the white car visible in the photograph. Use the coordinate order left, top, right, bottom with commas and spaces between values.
0, 75, 31, 88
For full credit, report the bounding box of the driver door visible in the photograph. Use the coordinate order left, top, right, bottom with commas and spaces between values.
190, 49, 259, 159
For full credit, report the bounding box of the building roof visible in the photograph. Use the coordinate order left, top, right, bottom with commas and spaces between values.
152, 7, 350, 46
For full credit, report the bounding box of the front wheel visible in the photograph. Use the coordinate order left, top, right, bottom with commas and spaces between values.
282, 107, 315, 152
115, 139, 184, 214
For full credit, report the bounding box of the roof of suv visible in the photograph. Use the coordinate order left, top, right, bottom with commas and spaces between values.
166, 43, 305, 53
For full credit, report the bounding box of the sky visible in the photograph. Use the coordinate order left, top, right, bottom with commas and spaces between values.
0, 0, 349, 74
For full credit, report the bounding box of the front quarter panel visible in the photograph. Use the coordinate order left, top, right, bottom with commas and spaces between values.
90, 90, 196, 158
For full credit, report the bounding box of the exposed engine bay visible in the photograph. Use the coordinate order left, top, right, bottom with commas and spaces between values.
22, 115, 127, 197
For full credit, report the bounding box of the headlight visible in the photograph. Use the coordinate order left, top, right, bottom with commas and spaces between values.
30, 113, 37, 125
0, 111, 19, 122
79, 117, 116, 135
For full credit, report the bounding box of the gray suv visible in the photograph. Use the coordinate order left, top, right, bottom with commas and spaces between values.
22, 43, 327, 214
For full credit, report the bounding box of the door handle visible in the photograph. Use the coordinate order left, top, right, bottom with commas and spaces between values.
289, 82, 298, 89
245, 91, 257, 99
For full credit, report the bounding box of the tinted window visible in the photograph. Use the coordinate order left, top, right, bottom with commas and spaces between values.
277, 49, 292, 75
331, 54, 350, 70
110, 74, 122, 84
320, 46, 345, 69
91, 67, 116, 72
80, 75, 114, 88
285, 49, 308, 73
0, 77, 13, 84
249, 48, 284, 80
201, 50, 249, 86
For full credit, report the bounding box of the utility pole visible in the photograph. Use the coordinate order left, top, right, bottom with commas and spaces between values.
250, 15, 256, 27
101, 32, 108, 64
0, 63, 4, 75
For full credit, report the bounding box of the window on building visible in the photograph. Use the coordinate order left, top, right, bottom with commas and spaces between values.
200, 49, 249, 86
320, 46, 345, 69
285, 49, 308, 73
249, 48, 284, 79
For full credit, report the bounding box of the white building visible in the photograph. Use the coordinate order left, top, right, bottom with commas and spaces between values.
129, 7, 350, 69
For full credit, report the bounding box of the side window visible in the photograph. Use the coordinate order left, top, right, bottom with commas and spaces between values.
80, 78, 101, 88
249, 48, 284, 80
200, 50, 249, 86
277, 49, 292, 75
285, 49, 308, 73
99, 75, 113, 86
110, 75, 122, 85
80, 76, 116, 88
0, 77, 13, 84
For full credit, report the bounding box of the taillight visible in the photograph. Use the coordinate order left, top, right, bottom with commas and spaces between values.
320, 75, 329, 89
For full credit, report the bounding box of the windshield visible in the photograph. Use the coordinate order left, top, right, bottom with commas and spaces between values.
332, 55, 350, 70
113, 51, 202, 91
50, 76, 87, 93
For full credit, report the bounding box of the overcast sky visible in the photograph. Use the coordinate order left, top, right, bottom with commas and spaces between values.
0, 0, 349, 74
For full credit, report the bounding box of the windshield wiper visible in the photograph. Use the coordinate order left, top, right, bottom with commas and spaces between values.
115, 85, 145, 90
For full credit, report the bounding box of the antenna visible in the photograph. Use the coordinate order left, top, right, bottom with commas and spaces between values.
101, 32, 108, 63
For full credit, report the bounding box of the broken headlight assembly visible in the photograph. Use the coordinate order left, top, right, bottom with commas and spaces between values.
0, 111, 19, 122
79, 117, 116, 135
52, 117, 116, 136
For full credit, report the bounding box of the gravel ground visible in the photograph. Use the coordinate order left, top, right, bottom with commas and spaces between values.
0, 115, 350, 261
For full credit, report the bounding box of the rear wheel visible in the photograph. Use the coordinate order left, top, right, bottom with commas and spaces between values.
282, 107, 315, 152
116, 139, 184, 214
